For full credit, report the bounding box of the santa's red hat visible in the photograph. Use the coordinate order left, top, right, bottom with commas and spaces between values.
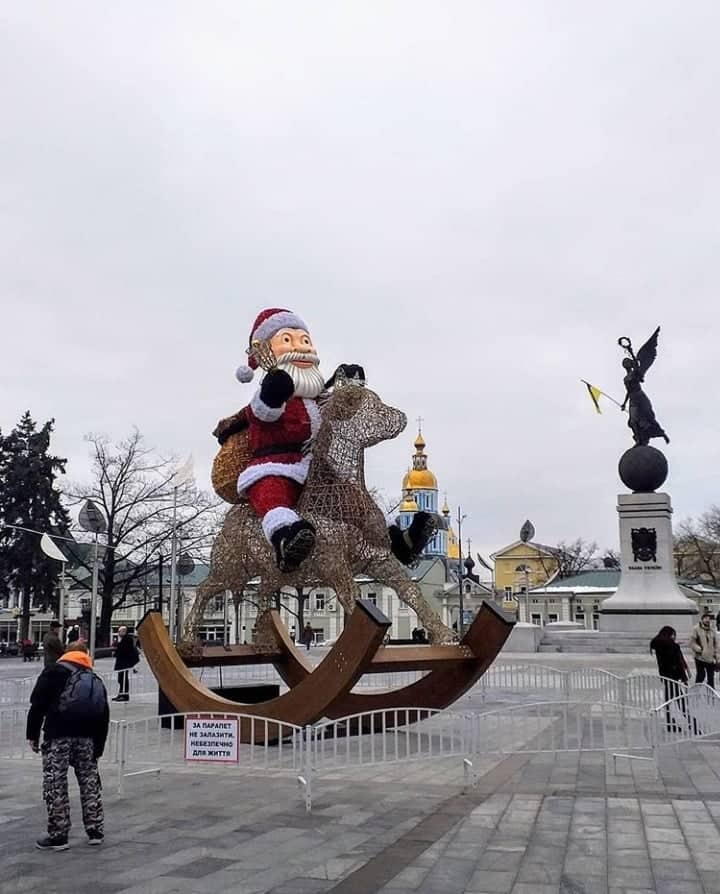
235, 308, 309, 383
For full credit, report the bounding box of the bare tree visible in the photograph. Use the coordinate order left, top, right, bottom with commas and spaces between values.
64, 430, 223, 645
601, 548, 621, 569
675, 508, 720, 586
273, 585, 325, 636
538, 538, 598, 580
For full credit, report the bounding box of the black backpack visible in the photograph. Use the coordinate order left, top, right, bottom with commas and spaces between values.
56, 661, 107, 720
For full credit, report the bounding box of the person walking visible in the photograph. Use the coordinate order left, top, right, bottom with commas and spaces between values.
301, 623, 314, 651
42, 622, 64, 667
66, 626, 80, 645
650, 626, 689, 730
113, 626, 140, 702
689, 612, 719, 689
26, 641, 109, 850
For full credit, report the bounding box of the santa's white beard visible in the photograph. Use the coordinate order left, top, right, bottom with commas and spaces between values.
275, 355, 325, 399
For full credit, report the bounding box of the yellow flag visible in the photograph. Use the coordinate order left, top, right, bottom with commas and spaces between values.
583, 382, 603, 414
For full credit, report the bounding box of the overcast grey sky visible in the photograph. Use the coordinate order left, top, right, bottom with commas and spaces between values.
2, 2, 719, 561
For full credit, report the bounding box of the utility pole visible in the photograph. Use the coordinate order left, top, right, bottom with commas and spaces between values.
456, 507, 467, 636
169, 484, 179, 642
158, 553, 164, 616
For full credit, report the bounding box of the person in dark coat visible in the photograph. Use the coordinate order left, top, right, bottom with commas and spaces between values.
650, 626, 689, 731
113, 626, 140, 702
66, 626, 80, 644
301, 623, 314, 651
26, 641, 109, 850
42, 622, 64, 667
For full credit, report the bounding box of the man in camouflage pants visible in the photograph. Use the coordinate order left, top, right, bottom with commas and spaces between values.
27, 641, 109, 850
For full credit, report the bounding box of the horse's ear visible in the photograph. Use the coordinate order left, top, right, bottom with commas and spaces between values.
330, 384, 365, 421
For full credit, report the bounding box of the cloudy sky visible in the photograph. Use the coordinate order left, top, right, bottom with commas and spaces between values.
2, 2, 719, 562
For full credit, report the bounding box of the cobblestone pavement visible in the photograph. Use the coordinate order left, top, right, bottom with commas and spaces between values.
4, 653, 718, 893
4, 739, 720, 894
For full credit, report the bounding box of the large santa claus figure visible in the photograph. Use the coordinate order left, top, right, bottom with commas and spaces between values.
232, 307, 325, 572
215, 307, 437, 573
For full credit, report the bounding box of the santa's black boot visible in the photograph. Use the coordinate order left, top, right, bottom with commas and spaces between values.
388, 512, 438, 565
271, 520, 316, 572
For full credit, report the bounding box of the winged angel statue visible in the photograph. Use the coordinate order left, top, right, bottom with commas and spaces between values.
618, 326, 670, 447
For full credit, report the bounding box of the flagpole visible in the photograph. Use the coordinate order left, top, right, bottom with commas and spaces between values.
580, 380, 624, 409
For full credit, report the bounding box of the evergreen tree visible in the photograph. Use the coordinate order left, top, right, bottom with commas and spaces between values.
0, 413, 70, 639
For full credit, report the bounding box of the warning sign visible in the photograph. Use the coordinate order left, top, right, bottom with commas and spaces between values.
184, 715, 239, 763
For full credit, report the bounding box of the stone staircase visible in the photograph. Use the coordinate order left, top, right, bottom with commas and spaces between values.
538, 630, 679, 654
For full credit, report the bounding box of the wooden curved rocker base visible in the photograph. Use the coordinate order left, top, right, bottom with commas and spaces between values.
137, 600, 390, 743
268, 600, 514, 732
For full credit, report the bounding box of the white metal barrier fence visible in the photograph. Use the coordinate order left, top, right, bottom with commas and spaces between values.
6, 690, 720, 813
109, 712, 306, 795
106, 701, 705, 811
0, 662, 690, 707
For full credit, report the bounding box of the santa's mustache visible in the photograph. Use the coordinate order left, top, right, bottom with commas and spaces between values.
277, 351, 320, 367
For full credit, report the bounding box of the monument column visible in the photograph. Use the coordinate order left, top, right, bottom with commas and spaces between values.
598, 327, 697, 635
600, 449, 697, 634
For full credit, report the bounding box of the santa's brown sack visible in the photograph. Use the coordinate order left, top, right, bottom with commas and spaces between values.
211, 410, 250, 504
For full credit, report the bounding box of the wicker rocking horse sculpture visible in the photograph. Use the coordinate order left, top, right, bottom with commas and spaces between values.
138, 374, 514, 741
182, 374, 454, 649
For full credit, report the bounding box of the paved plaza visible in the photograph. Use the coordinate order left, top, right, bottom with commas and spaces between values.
3, 651, 720, 894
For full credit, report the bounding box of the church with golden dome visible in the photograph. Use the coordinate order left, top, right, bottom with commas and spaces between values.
396, 428, 461, 561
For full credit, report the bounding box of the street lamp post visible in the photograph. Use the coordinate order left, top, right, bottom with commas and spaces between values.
78, 500, 107, 659
176, 552, 195, 641
168, 456, 194, 643
456, 507, 467, 636
168, 488, 179, 642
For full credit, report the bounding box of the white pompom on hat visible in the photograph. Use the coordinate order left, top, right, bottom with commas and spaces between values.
235, 308, 309, 383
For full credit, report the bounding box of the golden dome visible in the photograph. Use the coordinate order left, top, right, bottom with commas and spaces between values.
402, 424, 437, 490
402, 468, 438, 490
399, 495, 419, 512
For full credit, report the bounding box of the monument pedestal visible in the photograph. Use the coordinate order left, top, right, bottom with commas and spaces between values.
600, 492, 697, 635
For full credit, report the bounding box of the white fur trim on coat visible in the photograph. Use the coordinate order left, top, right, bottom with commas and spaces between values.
237, 456, 312, 494
261, 506, 301, 540
303, 398, 321, 443
250, 391, 284, 422
254, 311, 307, 343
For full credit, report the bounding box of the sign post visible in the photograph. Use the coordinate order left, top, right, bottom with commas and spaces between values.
184, 715, 239, 763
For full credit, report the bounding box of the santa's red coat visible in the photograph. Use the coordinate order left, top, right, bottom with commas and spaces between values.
236, 392, 321, 495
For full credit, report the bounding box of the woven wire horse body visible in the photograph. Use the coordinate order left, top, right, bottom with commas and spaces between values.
182, 380, 454, 647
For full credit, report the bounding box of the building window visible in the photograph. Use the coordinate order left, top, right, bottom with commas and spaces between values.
531, 613, 542, 626
367, 592, 377, 605
575, 613, 585, 624
548, 599, 556, 604
504, 587, 513, 598
548, 613, 558, 623
314, 592, 325, 612
531, 599, 539, 604
464, 582, 472, 594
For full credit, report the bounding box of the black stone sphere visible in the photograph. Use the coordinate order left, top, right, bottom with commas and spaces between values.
618, 445, 668, 493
